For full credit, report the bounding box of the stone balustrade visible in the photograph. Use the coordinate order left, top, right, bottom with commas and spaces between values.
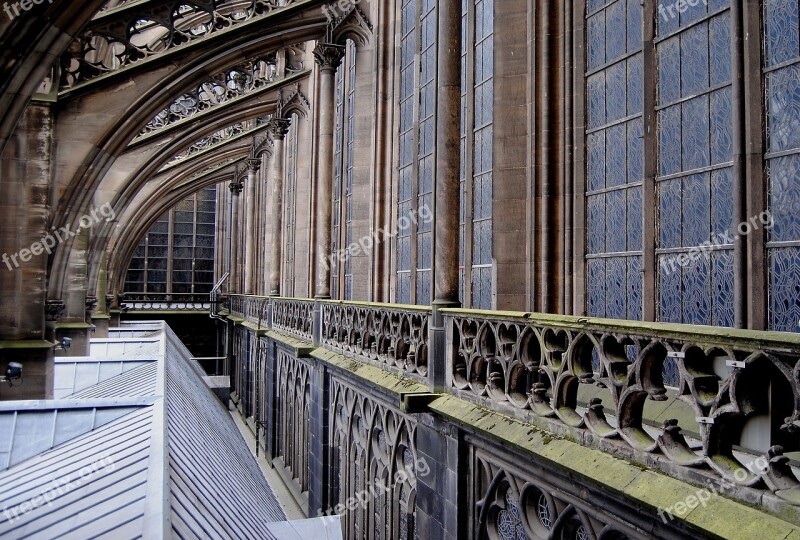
442, 308, 800, 505
216, 296, 800, 510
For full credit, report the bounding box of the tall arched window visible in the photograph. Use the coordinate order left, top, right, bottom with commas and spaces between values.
585, 0, 644, 321
332, 40, 357, 300
656, 0, 734, 326
124, 185, 217, 294
283, 114, 299, 296
585, 0, 737, 327
396, 0, 437, 305
764, 0, 800, 332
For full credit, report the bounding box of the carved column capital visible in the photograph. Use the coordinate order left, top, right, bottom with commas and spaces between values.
267, 118, 292, 140
246, 158, 261, 172
313, 43, 346, 72
229, 181, 244, 195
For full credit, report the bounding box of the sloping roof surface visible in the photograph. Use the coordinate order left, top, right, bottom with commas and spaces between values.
0, 322, 296, 540
0, 402, 146, 470
0, 406, 153, 539
164, 332, 284, 538
54, 357, 156, 398
68, 362, 158, 399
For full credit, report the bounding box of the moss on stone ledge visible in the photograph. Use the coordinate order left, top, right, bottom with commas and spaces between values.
427, 394, 800, 540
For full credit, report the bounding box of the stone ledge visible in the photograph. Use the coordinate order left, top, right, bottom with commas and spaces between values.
427, 394, 800, 540
266, 330, 314, 356
310, 348, 428, 402
0, 340, 54, 349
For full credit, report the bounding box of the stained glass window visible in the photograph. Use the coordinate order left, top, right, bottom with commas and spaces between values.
471, 0, 494, 309
457, 0, 494, 308
283, 117, 298, 296
765, 0, 800, 332
654, 1, 734, 327
416, 0, 437, 305
396, 0, 416, 304
124, 186, 217, 294
331, 57, 344, 300
459, 0, 468, 304
585, 0, 644, 321
344, 40, 356, 300
332, 41, 357, 300
495, 490, 526, 540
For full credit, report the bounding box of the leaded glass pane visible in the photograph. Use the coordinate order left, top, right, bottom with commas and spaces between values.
765, 2, 800, 332
770, 247, 800, 332
656, 4, 734, 326
124, 186, 216, 294
585, 0, 643, 320
765, 0, 800, 67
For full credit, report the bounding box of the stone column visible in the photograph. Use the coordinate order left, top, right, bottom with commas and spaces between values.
430, 0, 462, 391
267, 118, 291, 296
229, 180, 244, 293
261, 149, 273, 296
0, 102, 56, 399
244, 158, 261, 294
312, 43, 345, 299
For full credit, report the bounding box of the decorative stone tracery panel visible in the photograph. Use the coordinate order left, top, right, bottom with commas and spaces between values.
448, 311, 800, 506
329, 377, 420, 540
322, 302, 430, 380
60, 0, 302, 88
272, 298, 313, 341
473, 448, 645, 540
275, 349, 310, 492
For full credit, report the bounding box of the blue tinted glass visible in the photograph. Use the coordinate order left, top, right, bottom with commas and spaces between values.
770, 247, 800, 332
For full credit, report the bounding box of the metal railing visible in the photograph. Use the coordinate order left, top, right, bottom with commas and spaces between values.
120, 292, 217, 311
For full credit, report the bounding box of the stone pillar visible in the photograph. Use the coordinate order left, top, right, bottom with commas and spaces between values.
90, 253, 111, 338
308, 357, 330, 516
430, 0, 462, 391
54, 225, 91, 357
268, 118, 291, 296
312, 43, 345, 299
0, 102, 55, 399
262, 150, 273, 296
229, 180, 244, 292
244, 158, 261, 294
415, 417, 465, 540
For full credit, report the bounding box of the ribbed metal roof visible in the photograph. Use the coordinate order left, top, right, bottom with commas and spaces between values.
0, 407, 153, 539
54, 356, 156, 398
68, 362, 158, 399
0, 401, 149, 471
165, 332, 284, 538
0, 322, 325, 540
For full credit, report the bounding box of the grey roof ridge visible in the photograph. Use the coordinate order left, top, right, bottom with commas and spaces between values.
141, 322, 171, 539
0, 396, 157, 411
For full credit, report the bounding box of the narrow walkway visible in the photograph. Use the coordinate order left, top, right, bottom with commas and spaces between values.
228, 408, 306, 520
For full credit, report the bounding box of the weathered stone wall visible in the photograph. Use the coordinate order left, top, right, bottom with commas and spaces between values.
222, 303, 800, 540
